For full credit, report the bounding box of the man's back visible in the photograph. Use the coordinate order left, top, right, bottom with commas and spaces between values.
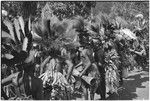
15, 72, 43, 100
29, 76, 43, 100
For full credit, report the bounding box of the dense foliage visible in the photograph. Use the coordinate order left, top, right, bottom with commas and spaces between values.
2, 1, 96, 20
1, 1, 149, 100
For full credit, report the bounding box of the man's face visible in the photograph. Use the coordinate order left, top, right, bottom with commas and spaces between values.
79, 47, 83, 52
46, 62, 50, 69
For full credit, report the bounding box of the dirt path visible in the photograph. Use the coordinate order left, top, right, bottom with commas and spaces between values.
106, 69, 149, 100
75, 68, 149, 100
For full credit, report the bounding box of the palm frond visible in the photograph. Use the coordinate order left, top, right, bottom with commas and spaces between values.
31, 31, 42, 42
22, 37, 28, 51
2, 21, 10, 34
28, 17, 31, 32
2, 31, 13, 40
18, 16, 25, 36
3, 20, 15, 42
32, 23, 43, 37
13, 23, 20, 45
13, 19, 21, 41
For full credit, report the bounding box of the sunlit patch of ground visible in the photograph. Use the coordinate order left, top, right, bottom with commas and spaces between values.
106, 70, 149, 100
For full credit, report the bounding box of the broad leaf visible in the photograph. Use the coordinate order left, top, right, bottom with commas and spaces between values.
31, 31, 42, 42
32, 23, 43, 37
14, 19, 21, 41
3, 20, 15, 42
22, 37, 28, 51
18, 16, 25, 36
2, 31, 13, 40
28, 17, 31, 32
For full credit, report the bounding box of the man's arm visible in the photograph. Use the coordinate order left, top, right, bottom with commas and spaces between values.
1, 72, 19, 86
66, 60, 73, 81
80, 58, 91, 77
80, 50, 91, 76
74, 61, 83, 68
24, 50, 37, 63
129, 45, 146, 56
39, 56, 51, 75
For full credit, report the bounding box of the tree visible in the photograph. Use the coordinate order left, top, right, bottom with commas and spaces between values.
2, 1, 38, 19
40, 1, 96, 20
93, 2, 113, 15
110, 2, 149, 22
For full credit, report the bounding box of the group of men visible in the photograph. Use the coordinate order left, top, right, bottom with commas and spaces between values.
1, 38, 108, 100
1, 13, 148, 100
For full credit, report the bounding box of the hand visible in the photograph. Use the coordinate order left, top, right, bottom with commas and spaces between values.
78, 72, 84, 77
78, 73, 82, 77
129, 48, 134, 52
30, 50, 37, 55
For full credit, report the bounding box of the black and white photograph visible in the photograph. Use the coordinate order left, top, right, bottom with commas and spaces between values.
1, 1, 149, 100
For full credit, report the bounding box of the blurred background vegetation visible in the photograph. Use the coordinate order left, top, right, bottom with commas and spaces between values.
2, 1, 149, 20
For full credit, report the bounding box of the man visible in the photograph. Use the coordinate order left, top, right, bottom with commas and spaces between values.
76, 46, 92, 100
94, 44, 106, 100
130, 40, 147, 70
1, 49, 44, 100
60, 47, 76, 82
23, 63, 44, 100
75, 45, 100, 100
78, 46, 93, 77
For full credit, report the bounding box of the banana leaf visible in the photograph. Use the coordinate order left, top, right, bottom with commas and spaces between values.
3, 20, 15, 42
32, 23, 43, 37
18, 16, 25, 36
2, 21, 10, 34
2, 31, 13, 40
31, 31, 42, 42
22, 37, 28, 51
28, 17, 31, 32
14, 19, 21, 41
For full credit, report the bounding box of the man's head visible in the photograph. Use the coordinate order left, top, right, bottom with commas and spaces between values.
78, 46, 84, 52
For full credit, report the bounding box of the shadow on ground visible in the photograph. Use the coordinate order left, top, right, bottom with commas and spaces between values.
107, 70, 149, 100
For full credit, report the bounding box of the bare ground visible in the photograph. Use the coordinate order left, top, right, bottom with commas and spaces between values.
74, 68, 149, 100
105, 68, 149, 100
